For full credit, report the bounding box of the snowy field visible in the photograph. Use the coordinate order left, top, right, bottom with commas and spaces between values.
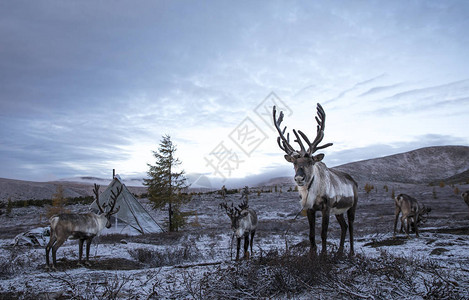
1, 181, 469, 299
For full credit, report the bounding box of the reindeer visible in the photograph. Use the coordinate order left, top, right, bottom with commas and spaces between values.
45, 183, 121, 270
393, 193, 431, 237
220, 198, 258, 260
273, 103, 358, 256
462, 191, 469, 209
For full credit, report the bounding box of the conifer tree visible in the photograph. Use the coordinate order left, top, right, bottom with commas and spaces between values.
144, 135, 190, 232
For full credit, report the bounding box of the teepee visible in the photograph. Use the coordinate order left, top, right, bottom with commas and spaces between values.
90, 175, 164, 234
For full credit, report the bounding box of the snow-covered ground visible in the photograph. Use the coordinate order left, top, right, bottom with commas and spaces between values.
1, 182, 469, 299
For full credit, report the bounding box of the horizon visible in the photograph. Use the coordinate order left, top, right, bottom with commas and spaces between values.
1, 1, 468, 184
2, 144, 466, 189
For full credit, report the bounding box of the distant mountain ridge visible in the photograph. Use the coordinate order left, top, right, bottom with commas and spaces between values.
1, 145, 468, 201
334, 145, 469, 184
261, 145, 469, 186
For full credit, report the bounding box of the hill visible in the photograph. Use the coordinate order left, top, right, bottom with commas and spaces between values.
0, 177, 146, 202
334, 145, 469, 184
261, 145, 469, 186
2, 145, 468, 201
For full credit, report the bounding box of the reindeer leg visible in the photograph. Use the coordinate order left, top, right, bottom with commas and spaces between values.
78, 239, 85, 266
250, 230, 255, 257
236, 237, 241, 261
45, 234, 56, 269
320, 208, 330, 256
335, 214, 347, 256
306, 208, 317, 256
414, 213, 420, 237
393, 208, 400, 236
347, 203, 356, 256
52, 238, 66, 270
85, 237, 93, 266
244, 235, 250, 259
403, 215, 410, 237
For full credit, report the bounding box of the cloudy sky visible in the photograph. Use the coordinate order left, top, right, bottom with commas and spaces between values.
1, 1, 468, 187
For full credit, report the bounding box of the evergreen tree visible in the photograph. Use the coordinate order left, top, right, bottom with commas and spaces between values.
144, 135, 190, 232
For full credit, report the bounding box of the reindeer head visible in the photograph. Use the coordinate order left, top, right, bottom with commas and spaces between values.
93, 183, 121, 228
273, 103, 333, 187
220, 199, 251, 237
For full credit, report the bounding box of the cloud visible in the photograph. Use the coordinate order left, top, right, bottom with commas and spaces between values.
1, 1, 469, 182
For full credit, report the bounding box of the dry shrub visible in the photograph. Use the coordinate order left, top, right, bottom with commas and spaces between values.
183, 248, 465, 299
364, 183, 374, 194
128, 242, 201, 267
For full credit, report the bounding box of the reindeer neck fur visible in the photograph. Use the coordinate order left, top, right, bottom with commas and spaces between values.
234, 209, 257, 238
298, 161, 356, 214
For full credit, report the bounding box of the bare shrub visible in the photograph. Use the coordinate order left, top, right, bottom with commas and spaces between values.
128, 242, 201, 267
182, 248, 465, 299
364, 183, 374, 194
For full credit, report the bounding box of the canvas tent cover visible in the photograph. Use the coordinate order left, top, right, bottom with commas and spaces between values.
90, 176, 163, 234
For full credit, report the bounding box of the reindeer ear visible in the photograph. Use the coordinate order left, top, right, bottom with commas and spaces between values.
313, 153, 324, 162
284, 155, 294, 163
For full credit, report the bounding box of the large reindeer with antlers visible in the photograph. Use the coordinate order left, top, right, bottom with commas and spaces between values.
220, 198, 258, 260
273, 103, 358, 256
45, 183, 121, 270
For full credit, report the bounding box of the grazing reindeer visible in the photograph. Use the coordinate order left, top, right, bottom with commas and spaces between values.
393, 193, 429, 237
220, 198, 258, 260
45, 184, 121, 270
462, 191, 469, 210
273, 103, 358, 256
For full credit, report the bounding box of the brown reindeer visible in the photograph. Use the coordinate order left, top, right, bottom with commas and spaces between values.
45, 184, 121, 270
273, 103, 358, 256
220, 198, 258, 260
393, 193, 430, 237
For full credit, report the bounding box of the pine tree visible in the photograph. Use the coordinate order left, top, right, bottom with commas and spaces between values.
144, 135, 191, 232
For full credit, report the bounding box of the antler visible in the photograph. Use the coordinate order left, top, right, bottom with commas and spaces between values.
273, 106, 296, 156
273, 103, 333, 157
238, 198, 249, 210
106, 186, 122, 216
220, 202, 236, 219
93, 183, 105, 214
306, 103, 333, 155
